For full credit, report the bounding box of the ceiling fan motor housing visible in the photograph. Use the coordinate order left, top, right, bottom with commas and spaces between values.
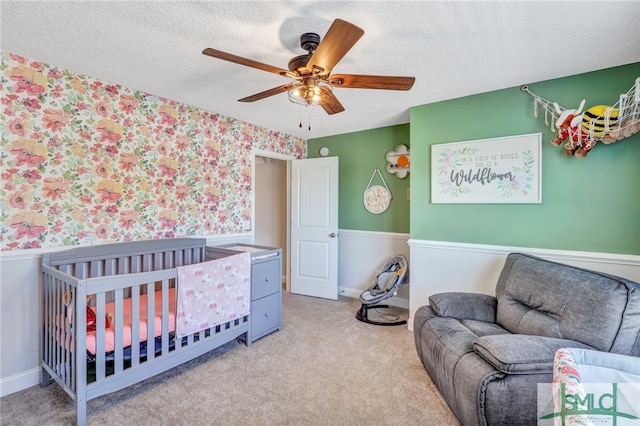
288, 54, 312, 72
300, 32, 320, 53
288, 33, 321, 73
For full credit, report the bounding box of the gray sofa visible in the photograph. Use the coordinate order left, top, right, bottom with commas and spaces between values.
413, 253, 640, 426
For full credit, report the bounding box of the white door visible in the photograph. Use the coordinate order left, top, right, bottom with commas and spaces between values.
290, 157, 339, 299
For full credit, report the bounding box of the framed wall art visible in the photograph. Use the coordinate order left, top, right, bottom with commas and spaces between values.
431, 133, 542, 204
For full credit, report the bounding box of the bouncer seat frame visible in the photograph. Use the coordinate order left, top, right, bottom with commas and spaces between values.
356, 254, 409, 326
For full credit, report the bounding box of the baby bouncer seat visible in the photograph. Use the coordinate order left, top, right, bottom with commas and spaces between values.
356, 254, 409, 326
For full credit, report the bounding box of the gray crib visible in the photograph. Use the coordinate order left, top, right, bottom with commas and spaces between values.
40, 238, 250, 425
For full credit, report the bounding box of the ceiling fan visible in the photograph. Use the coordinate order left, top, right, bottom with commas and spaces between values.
202, 18, 415, 115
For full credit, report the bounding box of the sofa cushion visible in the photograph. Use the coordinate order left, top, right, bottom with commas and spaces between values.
460, 319, 510, 338
429, 292, 497, 322
494, 253, 637, 352
474, 334, 593, 374
497, 296, 562, 338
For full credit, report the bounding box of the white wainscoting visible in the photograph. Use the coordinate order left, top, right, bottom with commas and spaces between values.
0, 234, 252, 397
407, 239, 640, 331
337, 230, 410, 308
3, 233, 637, 396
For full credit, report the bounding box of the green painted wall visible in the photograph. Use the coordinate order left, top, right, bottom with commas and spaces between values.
306, 64, 639, 254
308, 125, 410, 233
411, 63, 640, 254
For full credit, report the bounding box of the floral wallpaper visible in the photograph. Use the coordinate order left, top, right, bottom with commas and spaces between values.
0, 52, 306, 251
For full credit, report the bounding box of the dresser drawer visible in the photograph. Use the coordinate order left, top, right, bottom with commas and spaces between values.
251, 259, 280, 300
251, 293, 281, 339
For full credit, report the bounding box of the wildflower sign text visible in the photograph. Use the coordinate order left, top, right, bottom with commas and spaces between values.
431, 133, 541, 203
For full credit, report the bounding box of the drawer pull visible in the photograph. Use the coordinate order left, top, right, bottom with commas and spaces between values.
265, 312, 269, 317
264, 277, 269, 282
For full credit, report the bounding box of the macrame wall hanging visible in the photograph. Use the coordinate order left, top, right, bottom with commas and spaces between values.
363, 168, 392, 214
521, 77, 640, 158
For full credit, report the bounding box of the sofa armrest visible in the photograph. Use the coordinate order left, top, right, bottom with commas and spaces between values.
429, 292, 497, 322
473, 335, 593, 374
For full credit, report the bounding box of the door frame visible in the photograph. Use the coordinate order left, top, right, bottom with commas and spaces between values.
251, 149, 295, 292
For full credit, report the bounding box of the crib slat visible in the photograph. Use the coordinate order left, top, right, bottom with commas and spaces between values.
90, 260, 103, 278
131, 286, 141, 366
67, 282, 75, 390
118, 256, 128, 275
146, 282, 155, 360
105, 258, 117, 276
132, 255, 142, 273
161, 279, 169, 355
61, 264, 72, 276
62, 281, 70, 385
70, 301, 76, 393
82, 262, 89, 280
114, 288, 124, 374
118, 258, 131, 299
63, 282, 71, 385
143, 254, 152, 273
42, 274, 50, 369
54, 282, 61, 379
75, 281, 87, 399
95, 292, 106, 382
50, 279, 56, 376
154, 252, 163, 271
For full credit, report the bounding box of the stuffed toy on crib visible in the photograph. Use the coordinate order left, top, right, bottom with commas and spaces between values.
63, 292, 112, 331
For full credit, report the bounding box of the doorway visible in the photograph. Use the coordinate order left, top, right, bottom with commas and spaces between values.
252, 152, 339, 298
253, 153, 289, 290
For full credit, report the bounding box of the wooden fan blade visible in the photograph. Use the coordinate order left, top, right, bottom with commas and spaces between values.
202, 48, 290, 76
307, 19, 364, 76
238, 83, 298, 102
320, 90, 345, 115
329, 74, 415, 90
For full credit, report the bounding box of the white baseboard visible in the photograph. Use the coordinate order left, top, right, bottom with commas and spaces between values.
0, 368, 40, 397
339, 285, 409, 310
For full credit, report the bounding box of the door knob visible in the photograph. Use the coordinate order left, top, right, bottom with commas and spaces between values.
329, 233, 336, 238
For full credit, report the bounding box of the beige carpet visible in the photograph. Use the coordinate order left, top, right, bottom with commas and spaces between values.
1, 292, 458, 425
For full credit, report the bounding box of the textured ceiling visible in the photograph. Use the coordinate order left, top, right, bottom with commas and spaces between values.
2, 1, 639, 139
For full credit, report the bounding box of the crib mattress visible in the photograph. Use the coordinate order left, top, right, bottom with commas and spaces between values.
84, 288, 176, 356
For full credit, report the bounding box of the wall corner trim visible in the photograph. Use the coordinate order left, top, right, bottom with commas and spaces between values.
407, 239, 640, 268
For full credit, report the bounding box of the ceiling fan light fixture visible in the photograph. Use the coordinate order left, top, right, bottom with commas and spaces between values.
288, 79, 332, 106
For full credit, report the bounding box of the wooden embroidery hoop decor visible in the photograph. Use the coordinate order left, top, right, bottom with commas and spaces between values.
363, 168, 392, 214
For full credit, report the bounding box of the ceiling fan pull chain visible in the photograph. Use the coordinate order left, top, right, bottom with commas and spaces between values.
308, 108, 311, 131
299, 105, 303, 128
